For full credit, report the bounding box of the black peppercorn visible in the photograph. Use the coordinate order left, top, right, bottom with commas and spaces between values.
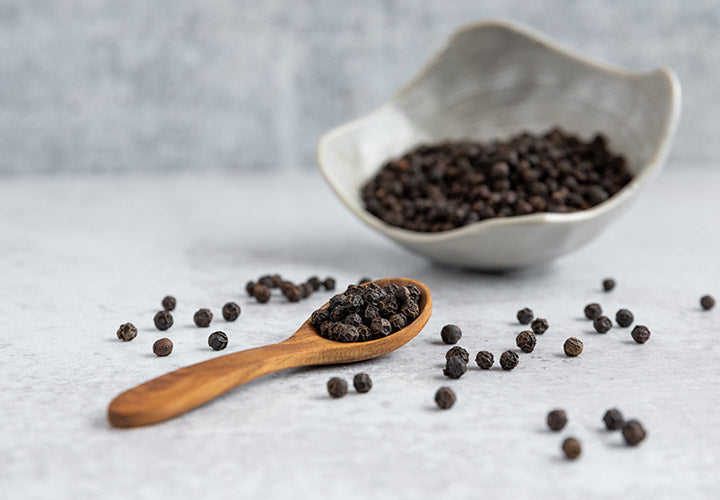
281, 282, 302, 303
700, 294, 715, 310
253, 284, 271, 303
153, 310, 174, 331
602, 278, 616, 292
116, 322, 137, 341
370, 318, 392, 338
307, 276, 322, 291
500, 350, 519, 370
336, 325, 360, 343
353, 373, 372, 393
257, 275, 276, 288
603, 408, 624, 431
563, 337, 583, 357
631, 325, 651, 344
516, 330, 537, 353
394, 286, 411, 304
153, 338, 173, 357
358, 277, 372, 285
622, 419, 647, 445
516, 307, 534, 325
445, 346, 469, 364
327, 377, 348, 398
208, 331, 228, 351
440, 324, 462, 344
311, 309, 330, 328
562, 437, 582, 460
389, 313, 407, 332
299, 283, 314, 298
615, 309, 634, 327
443, 356, 467, 379
547, 409, 568, 431
222, 302, 241, 321
245, 281, 256, 297
435, 387, 456, 409
344, 313, 363, 327
475, 351, 494, 369
593, 316, 613, 333
400, 300, 419, 321
193, 308, 213, 328
323, 277, 336, 291
584, 303, 602, 320
161, 295, 176, 311
531, 318, 549, 335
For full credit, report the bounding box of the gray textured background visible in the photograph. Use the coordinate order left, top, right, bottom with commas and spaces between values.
1, 0, 718, 174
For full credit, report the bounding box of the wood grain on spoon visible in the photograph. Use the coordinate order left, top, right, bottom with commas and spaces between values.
108, 278, 432, 428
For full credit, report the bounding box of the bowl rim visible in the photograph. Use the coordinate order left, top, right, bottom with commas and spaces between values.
317, 19, 682, 244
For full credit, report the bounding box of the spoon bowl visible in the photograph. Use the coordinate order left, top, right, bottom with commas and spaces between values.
108, 278, 432, 428
317, 20, 681, 269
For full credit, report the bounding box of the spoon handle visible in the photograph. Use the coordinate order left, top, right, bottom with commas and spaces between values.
108, 339, 316, 428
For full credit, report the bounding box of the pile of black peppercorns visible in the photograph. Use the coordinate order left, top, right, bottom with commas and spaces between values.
362, 128, 632, 232
246, 274, 336, 304
311, 282, 421, 342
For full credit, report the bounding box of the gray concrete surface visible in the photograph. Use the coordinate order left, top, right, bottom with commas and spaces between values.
0, 0, 718, 174
0, 168, 719, 499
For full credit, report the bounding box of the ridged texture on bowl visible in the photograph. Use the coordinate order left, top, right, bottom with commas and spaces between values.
318, 20, 681, 269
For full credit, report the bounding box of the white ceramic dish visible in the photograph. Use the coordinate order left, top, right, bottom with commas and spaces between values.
318, 20, 681, 270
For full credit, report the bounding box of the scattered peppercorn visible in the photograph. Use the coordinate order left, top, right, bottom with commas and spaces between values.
547, 409, 568, 431
323, 277, 336, 290
622, 419, 647, 445
602, 278, 616, 292
615, 309, 634, 327
208, 331, 228, 351
327, 377, 348, 398
563, 337, 583, 357
441, 324, 462, 344
281, 282, 302, 302
516, 330, 537, 353
631, 325, 651, 344
445, 346, 469, 364
257, 275, 277, 288
161, 295, 176, 311
562, 437, 582, 460
253, 284, 271, 303
358, 277, 372, 284
593, 316, 613, 333
193, 308, 213, 328
153, 338, 173, 357
361, 128, 632, 232
353, 373, 373, 393
153, 310, 174, 331
516, 307, 534, 325
700, 294, 715, 310
443, 356, 467, 379
603, 408, 624, 431
222, 302, 241, 321
116, 323, 137, 342
435, 387, 456, 409
531, 318, 549, 335
584, 303, 602, 320
245, 281, 256, 297
475, 351, 494, 370
500, 350, 519, 370
307, 276, 322, 291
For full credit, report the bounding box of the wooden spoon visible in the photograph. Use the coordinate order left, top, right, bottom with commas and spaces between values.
108, 278, 432, 428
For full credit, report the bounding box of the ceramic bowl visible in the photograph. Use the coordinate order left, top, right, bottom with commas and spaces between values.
317, 20, 681, 270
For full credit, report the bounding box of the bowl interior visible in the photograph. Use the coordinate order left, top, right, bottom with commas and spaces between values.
320, 23, 678, 216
